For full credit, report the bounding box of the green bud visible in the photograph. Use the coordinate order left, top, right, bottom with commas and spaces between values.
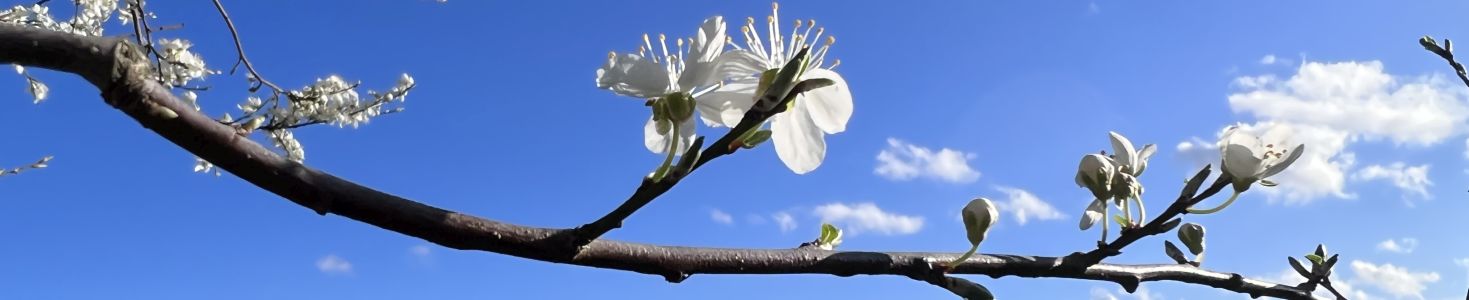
662, 92, 696, 123
1421, 35, 1444, 53
816, 223, 843, 250
1177, 223, 1205, 256
740, 130, 773, 149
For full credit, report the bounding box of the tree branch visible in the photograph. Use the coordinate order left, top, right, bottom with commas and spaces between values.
0, 23, 1315, 299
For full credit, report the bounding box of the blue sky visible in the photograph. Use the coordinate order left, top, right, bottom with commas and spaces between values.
2, 0, 1469, 299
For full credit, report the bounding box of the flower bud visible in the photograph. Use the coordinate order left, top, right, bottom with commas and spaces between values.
1177, 222, 1205, 256
1075, 154, 1115, 200
962, 198, 999, 247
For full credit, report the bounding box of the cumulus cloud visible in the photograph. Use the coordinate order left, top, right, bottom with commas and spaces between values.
316, 254, 353, 275
1352, 163, 1433, 203
709, 209, 734, 225
813, 203, 923, 236
1260, 54, 1279, 65
992, 186, 1065, 225
771, 212, 797, 233
875, 138, 980, 184
1180, 60, 1465, 204
1375, 238, 1418, 254
1351, 260, 1440, 299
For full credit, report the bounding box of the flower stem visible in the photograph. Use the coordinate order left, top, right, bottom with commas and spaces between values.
1132, 196, 1146, 226
651, 123, 680, 182
1120, 198, 1131, 225
1100, 206, 1109, 242
947, 243, 980, 268
1187, 191, 1241, 215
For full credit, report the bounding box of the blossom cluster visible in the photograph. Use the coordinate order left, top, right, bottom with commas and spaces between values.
594, 3, 852, 175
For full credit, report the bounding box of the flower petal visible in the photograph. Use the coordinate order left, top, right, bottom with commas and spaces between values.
799, 68, 853, 134
771, 100, 826, 174
694, 78, 758, 127
644, 116, 670, 153
712, 50, 770, 82
678, 16, 727, 90
1135, 143, 1157, 176
1260, 143, 1305, 178
1108, 131, 1138, 172
1221, 143, 1264, 179
1080, 199, 1106, 230
597, 52, 672, 98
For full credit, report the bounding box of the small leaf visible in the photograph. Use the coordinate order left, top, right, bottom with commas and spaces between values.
740, 130, 773, 149
1179, 164, 1212, 198
816, 223, 843, 250
1163, 241, 1189, 264
1305, 254, 1323, 266
1322, 254, 1339, 277
1421, 35, 1444, 53
671, 136, 706, 176
1111, 214, 1129, 227
1288, 256, 1312, 278
1313, 244, 1328, 257
1157, 218, 1182, 233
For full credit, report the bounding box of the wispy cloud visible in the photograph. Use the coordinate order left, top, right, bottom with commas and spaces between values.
316, 254, 353, 275
874, 138, 980, 184
1352, 163, 1433, 204
813, 203, 923, 236
1351, 260, 1440, 299
993, 186, 1065, 225
771, 212, 797, 233
709, 209, 734, 225
1375, 238, 1418, 254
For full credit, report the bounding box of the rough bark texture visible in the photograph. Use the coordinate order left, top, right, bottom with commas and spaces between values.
0, 24, 1317, 299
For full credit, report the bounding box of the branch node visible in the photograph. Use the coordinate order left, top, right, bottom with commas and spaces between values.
663, 271, 690, 283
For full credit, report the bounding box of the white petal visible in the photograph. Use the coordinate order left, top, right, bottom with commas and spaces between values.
1135, 144, 1157, 176
644, 116, 670, 153
798, 68, 853, 134
1108, 131, 1138, 172
1260, 144, 1305, 178
711, 50, 770, 82
597, 53, 672, 98
675, 116, 697, 154
771, 100, 826, 174
1221, 144, 1264, 179
1080, 199, 1106, 230
694, 78, 758, 127
678, 16, 727, 90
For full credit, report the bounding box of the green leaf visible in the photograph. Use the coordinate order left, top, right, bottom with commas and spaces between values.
816, 223, 843, 249
1305, 254, 1323, 266
670, 136, 705, 176
1163, 241, 1189, 264
1157, 218, 1182, 233
740, 130, 773, 149
1112, 214, 1129, 227
1314, 244, 1328, 257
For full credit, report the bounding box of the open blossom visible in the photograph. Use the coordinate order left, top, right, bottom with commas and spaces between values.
1219, 125, 1304, 191
596, 16, 730, 154
717, 3, 853, 174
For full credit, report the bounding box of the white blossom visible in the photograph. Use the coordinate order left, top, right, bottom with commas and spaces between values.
268, 129, 305, 163
717, 3, 852, 174
1220, 125, 1305, 190
156, 39, 212, 87
597, 16, 732, 155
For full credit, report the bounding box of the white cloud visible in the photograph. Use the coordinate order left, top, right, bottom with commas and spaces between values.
316, 254, 353, 275
1230, 61, 1469, 145
993, 186, 1065, 225
1352, 163, 1433, 203
1180, 61, 1466, 204
1375, 238, 1419, 254
1088, 285, 1161, 300
1260, 54, 1279, 65
874, 138, 980, 184
409, 245, 431, 257
1351, 260, 1440, 299
771, 212, 797, 233
709, 209, 734, 225
812, 203, 923, 236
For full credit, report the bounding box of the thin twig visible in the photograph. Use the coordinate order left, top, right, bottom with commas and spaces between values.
209, 0, 283, 94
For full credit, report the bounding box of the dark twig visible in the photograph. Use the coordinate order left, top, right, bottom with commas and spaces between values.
1319, 277, 1348, 300
209, 0, 284, 94
1071, 167, 1232, 266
